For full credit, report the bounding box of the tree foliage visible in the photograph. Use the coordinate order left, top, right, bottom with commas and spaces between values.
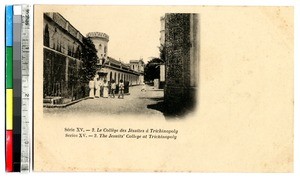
80, 37, 98, 83
144, 57, 164, 82
144, 44, 166, 82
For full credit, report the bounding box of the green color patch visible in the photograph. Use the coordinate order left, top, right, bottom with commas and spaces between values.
6, 47, 13, 88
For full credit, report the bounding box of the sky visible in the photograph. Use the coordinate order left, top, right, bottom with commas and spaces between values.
59, 6, 164, 63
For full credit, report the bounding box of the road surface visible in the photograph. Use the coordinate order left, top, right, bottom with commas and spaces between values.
44, 85, 165, 118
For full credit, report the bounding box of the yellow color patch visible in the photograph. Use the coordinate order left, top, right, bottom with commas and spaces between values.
6, 89, 13, 130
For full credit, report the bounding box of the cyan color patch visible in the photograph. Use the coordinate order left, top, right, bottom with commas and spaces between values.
6, 5, 13, 47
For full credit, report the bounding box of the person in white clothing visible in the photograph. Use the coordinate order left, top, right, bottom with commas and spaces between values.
110, 80, 116, 98
89, 80, 95, 98
118, 79, 124, 99
103, 80, 109, 98
95, 78, 100, 98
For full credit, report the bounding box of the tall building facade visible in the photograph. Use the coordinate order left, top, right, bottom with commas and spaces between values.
164, 13, 199, 115
43, 12, 86, 101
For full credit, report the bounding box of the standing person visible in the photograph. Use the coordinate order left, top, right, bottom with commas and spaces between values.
88, 79, 95, 98
118, 79, 124, 99
95, 78, 100, 98
103, 79, 109, 98
99, 78, 104, 97
110, 80, 116, 98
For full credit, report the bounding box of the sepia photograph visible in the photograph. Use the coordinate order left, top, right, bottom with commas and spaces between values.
42, 11, 199, 119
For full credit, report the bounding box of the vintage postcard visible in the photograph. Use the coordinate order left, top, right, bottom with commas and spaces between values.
33, 5, 293, 172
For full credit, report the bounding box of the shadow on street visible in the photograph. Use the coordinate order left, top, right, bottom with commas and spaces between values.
146, 97, 192, 119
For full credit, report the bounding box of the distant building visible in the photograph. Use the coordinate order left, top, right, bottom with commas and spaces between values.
129, 59, 144, 73
164, 13, 199, 115
129, 59, 145, 84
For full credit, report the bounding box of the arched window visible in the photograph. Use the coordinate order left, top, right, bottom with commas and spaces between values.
99, 44, 102, 50
75, 46, 80, 59
53, 28, 58, 50
44, 24, 50, 47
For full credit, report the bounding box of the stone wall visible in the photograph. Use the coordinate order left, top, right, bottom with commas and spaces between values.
43, 13, 87, 102
164, 13, 199, 116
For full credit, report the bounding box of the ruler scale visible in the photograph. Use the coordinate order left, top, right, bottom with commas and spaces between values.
20, 5, 30, 172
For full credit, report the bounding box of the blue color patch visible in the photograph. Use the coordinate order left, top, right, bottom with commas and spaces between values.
6, 5, 13, 47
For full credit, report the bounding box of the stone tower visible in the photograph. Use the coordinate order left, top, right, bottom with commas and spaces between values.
86, 32, 109, 65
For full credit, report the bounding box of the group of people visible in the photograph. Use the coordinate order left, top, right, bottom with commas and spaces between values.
89, 77, 125, 99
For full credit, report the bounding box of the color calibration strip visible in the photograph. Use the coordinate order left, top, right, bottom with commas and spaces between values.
6, 5, 31, 172
6, 5, 14, 172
